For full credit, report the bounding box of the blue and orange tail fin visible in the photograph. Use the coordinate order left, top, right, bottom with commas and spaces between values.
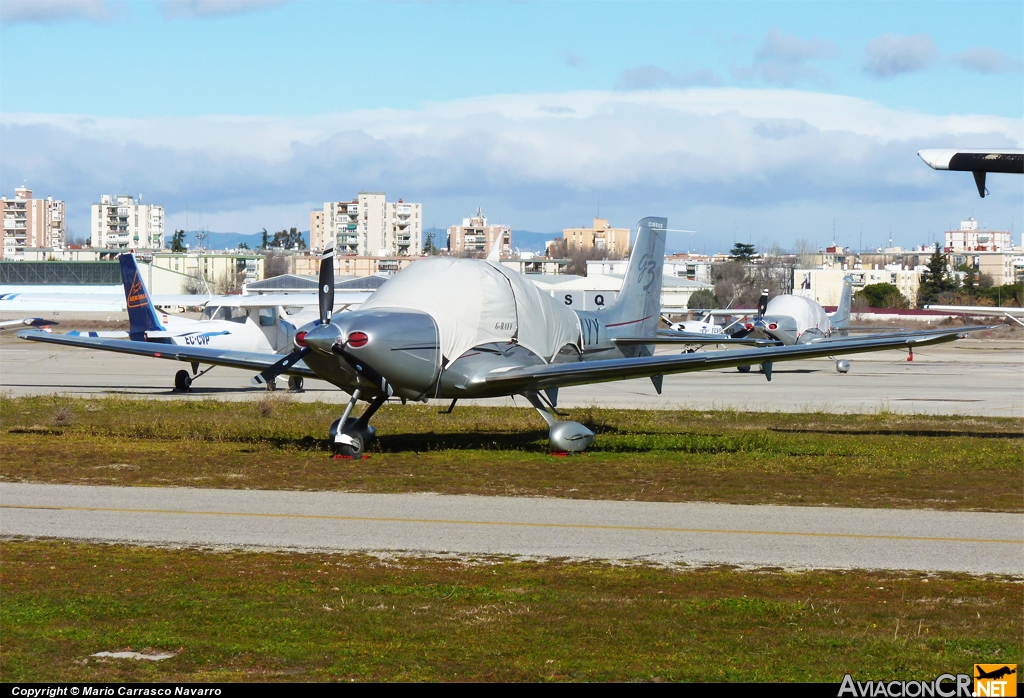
119, 253, 165, 340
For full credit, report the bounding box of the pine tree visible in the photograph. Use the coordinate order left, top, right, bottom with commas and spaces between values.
729, 242, 757, 262
170, 229, 186, 252
917, 244, 954, 307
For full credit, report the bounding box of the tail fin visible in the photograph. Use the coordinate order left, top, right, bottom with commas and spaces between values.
831, 275, 853, 330
603, 217, 667, 337
119, 253, 165, 341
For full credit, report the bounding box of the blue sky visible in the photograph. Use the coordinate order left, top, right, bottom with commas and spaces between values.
2, 0, 1022, 252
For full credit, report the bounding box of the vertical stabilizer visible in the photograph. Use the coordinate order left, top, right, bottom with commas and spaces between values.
603, 217, 667, 337
831, 275, 853, 330
119, 253, 165, 341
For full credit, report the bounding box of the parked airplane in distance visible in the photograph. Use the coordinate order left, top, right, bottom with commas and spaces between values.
661, 311, 726, 336
918, 148, 1024, 198
710, 278, 990, 373
20, 217, 983, 456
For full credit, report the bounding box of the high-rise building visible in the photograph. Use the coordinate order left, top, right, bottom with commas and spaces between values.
944, 218, 1013, 253
90, 195, 165, 250
310, 193, 422, 256
447, 208, 511, 256
309, 210, 325, 252
1, 187, 66, 259
563, 217, 630, 257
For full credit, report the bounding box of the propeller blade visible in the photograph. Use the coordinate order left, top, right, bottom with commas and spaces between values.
251, 347, 310, 386
757, 289, 769, 319
319, 246, 335, 325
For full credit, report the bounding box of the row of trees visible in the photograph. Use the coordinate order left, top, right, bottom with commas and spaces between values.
167, 228, 307, 253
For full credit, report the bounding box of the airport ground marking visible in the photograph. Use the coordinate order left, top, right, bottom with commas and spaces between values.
2, 503, 1021, 545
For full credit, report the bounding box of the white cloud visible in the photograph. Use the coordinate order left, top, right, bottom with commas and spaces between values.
0, 0, 118, 25
160, 0, 290, 20
3, 88, 1021, 245
951, 46, 1024, 74
863, 33, 939, 78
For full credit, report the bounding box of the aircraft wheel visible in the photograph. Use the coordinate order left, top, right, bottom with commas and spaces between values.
333, 431, 364, 458
737, 365, 751, 373
174, 369, 192, 392
288, 376, 304, 392
265, 378, 278, 391
836, 360, 851, 374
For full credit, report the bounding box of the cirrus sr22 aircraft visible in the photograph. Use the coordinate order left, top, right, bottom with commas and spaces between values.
19, 217, 981, 456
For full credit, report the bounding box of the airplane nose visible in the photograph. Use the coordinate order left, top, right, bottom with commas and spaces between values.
329, 309, 441, 401
303, 322, 343, 355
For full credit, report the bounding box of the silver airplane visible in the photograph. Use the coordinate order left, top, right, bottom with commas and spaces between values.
729, 278, 992, 373
19, 217, 980, 456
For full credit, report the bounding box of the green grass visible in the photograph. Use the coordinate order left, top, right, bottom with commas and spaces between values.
2, 395, 1021, 511
2, 539, 1019, 682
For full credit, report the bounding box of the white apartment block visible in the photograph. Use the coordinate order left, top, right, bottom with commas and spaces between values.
1, 187, 65, 259
944, 218, 1013, 253
447, 208, 511, 256
793, 268, 923, 307
90, 195, 165, 250
310, 193, 422, 256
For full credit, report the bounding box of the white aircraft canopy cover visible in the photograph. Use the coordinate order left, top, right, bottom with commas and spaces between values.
359, 257, 581, 365
765, 295, 832, 335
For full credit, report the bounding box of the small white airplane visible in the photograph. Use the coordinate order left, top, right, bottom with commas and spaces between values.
661, 311, 726, 336
62, 253, 369, 392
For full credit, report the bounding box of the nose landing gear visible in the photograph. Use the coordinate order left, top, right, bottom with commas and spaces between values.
330, 389, 388, 457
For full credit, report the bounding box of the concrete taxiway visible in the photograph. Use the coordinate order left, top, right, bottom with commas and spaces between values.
2, 483, 1021, 574
1, 335, 1022, 416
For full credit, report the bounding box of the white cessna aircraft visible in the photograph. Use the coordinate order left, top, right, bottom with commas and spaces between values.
64, 253, 370, 391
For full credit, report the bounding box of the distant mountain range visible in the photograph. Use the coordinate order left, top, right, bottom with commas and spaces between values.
178, 229, 559, 254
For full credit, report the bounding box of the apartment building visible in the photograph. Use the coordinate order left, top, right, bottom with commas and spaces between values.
310, 193, 422, 256
90, 195, 164, 250
151, 251, 264, 293
1, 187, 65, 259
447, 208, 511, 256
793, 268, 923, 307
562, 217, 630, 258
944, 218, 1013, 253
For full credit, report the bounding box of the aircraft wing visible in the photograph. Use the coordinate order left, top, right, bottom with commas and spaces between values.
16, 330, 316, 377
925, 304, 1024, 318
479, 331, 967, 393
615, 333, 780, 347
824, 325, 997, 343
0, 318, 58, 331
918, 148, 1024, 174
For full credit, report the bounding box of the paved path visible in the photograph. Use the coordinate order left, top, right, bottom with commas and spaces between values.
2, 483, 1021, 574
2, 336, 1021, 416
